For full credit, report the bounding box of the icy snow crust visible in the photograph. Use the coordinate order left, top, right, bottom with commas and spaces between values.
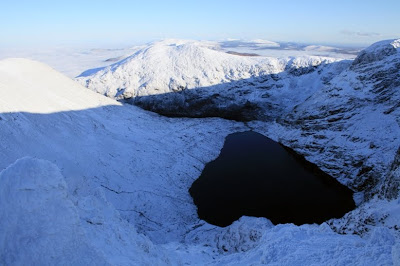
1, 39, 400, 264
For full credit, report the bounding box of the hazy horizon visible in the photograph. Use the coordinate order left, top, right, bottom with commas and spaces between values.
1, 0, 399, 49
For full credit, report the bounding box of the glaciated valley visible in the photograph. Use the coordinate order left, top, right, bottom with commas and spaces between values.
0, 39, 400, 265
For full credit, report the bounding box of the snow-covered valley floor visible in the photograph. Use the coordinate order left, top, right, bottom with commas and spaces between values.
0, 39, 399, 265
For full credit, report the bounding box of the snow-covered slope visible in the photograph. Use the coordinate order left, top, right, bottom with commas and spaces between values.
0, 158, 107, 265
0, 58, 119, 113
0, 58, 243, 264
1, 39, 400, 264
0, 57, 245, 227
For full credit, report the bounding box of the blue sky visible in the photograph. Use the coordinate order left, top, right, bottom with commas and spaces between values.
1, 0, 399, 48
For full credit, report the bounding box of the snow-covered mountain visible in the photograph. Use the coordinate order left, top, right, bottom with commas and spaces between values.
1, 39, 400, 265
76, 39, 339, 99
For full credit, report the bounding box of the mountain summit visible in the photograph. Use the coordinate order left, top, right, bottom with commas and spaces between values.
76, 39, 336, 99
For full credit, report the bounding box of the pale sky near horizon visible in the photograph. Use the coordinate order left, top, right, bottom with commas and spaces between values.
1, 0, 399, 48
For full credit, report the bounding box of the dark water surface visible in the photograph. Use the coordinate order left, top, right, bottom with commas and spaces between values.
189, 131, 355, 227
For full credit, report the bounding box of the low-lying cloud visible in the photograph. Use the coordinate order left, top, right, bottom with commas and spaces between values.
341, 30, 381, 37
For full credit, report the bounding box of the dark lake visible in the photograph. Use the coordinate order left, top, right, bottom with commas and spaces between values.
189, 131, 355, 227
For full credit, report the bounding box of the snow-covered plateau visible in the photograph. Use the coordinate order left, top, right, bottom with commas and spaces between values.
0, 39, 399, 265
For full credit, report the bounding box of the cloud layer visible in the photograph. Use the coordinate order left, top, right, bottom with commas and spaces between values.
341, 30, 381, 37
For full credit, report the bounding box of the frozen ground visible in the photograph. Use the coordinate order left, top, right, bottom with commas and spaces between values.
0, 39, 399, 265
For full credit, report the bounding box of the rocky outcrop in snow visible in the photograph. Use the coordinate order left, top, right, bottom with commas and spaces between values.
382, 147, 400, 199
352, 39, 399, 66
